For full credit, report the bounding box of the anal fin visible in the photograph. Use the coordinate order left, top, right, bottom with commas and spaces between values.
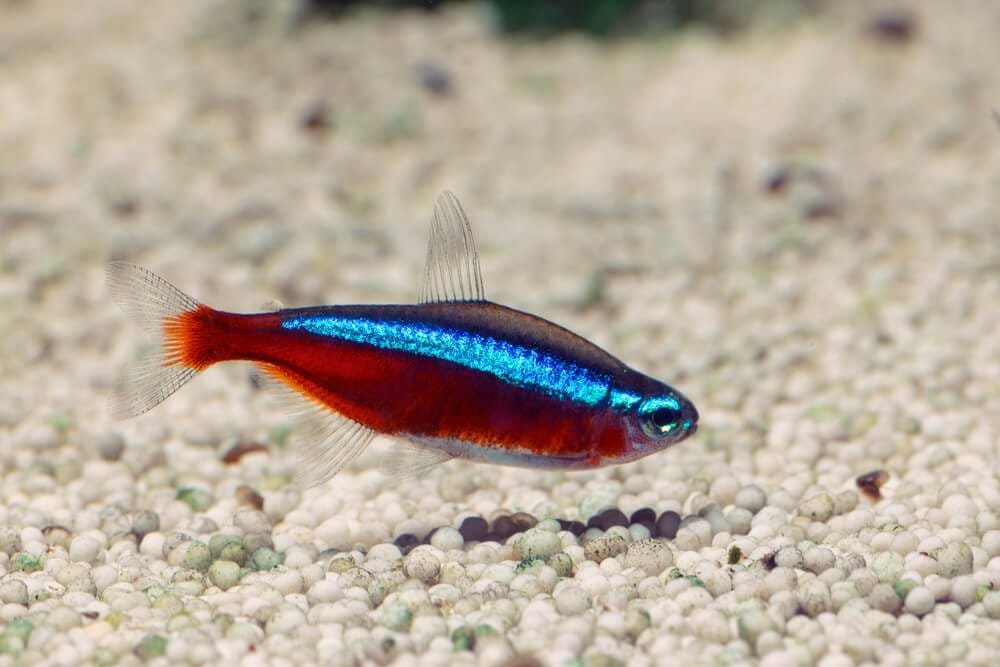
253, 363, 377, 487
381, 438, 453, 481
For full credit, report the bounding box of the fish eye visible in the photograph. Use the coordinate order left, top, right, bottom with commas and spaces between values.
637, 396, 684, 439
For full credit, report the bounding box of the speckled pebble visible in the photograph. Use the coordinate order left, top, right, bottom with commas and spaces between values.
623, 539, 673, 576
515, 528, 563, 561
208, 560, 241, 591
935, 541, 973, 577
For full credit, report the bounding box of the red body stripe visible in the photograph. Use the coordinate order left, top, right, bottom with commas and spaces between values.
172, 308, 628, 464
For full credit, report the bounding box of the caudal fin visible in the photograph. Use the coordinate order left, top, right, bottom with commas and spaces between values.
106, 262, 210, 418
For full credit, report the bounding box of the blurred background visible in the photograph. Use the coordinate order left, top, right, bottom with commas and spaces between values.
2, 0, 1000, 490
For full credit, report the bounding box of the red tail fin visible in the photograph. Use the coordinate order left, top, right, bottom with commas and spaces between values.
106, 262, 215, 418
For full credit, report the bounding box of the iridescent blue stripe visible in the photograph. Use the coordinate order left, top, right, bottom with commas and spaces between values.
281, 314, 612, 407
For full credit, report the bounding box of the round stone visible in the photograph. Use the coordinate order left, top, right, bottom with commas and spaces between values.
903, 586, 935, 616
429, 527, 464, 552
458, 517, 488, 542
655, 511, 681, 539
515, 528, 562, 561
624, 539, 673, 576
208, 560, 241, 591
735, 486, 767, 514
554, 583, 590, 615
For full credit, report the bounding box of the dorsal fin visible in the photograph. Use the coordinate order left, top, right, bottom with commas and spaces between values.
418, 191, 485, 303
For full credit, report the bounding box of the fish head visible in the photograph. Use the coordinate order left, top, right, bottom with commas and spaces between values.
610, 377, 698, 462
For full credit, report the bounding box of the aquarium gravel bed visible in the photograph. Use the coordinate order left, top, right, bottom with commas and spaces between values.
3, 1, 1000, 665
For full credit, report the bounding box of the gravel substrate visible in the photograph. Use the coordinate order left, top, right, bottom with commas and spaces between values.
3, 1, 1000, 665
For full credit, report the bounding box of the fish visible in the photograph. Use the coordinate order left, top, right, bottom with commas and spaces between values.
107, 191, 698, 485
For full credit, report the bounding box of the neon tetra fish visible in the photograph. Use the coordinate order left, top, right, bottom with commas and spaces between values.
108, 192, 698, 485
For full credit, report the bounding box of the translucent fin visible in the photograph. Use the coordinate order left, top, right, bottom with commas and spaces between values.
254, 363, 378, 487
418, 191, 486, 303
106, 262, 205, 418
381, 439, 453, 481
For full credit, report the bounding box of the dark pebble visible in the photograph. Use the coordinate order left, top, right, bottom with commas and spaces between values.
558, 519, 586, 536
856, 469, 890, 501
417, 62, 454, 97
491, 516, 517, 540
590, 508, 628, 531
510, 512, 538, 532
220, 442, 268, 464
393, 533, 420, 555
300, 100, 333, 133
458, 516, 489, 542
235, 485, 264, 511
630, 508, 656, 525
867, 9, 917, 44
655, 511, 681, 539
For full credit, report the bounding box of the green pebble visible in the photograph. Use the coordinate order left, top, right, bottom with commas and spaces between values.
536, 518, 562, 532
251, 547, 282, 571
381, 603, 413, 631
666, 568, 682, 580
727, 545, 743, 565
219, 542, 249, 567
181, 543, 212, 573
208, 560, 242, 590
93, 647, 115, 667
977, 584, 993, 602
4, 620, 32, 642
894, 579, 918, 599
584, 653, 625, 667
624, 607, 651, 640
12, 553, 41, 573
685, 575, 705, 588
105, 611, 126, 629
0, 634, 24, 655
209, 534, 242, 559
549, 552, 574, 577
152, 593, 183, 617
580, 496, 614, 520
474, 624, 496, 637
451, 625, 476, 651
176, 487, 214, 512
515, 556, 543, 574
43, 414, 72, 431
166, 613, 195, 633
135, 634, 167, 660
329, 556, 355, 574
516, 528, 562, 560
268, 424, 292, 445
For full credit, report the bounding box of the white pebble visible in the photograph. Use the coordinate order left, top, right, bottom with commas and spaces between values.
804, 547, 836, 574
981, 530, 1000, 557
69, 536, 101, 564
735, 485, 767, 514
983, 591, 1000, 619
903, 586, 935, 616
429, 527, 463, 552
554, 583, 590, 615
949, 575, 977, 608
